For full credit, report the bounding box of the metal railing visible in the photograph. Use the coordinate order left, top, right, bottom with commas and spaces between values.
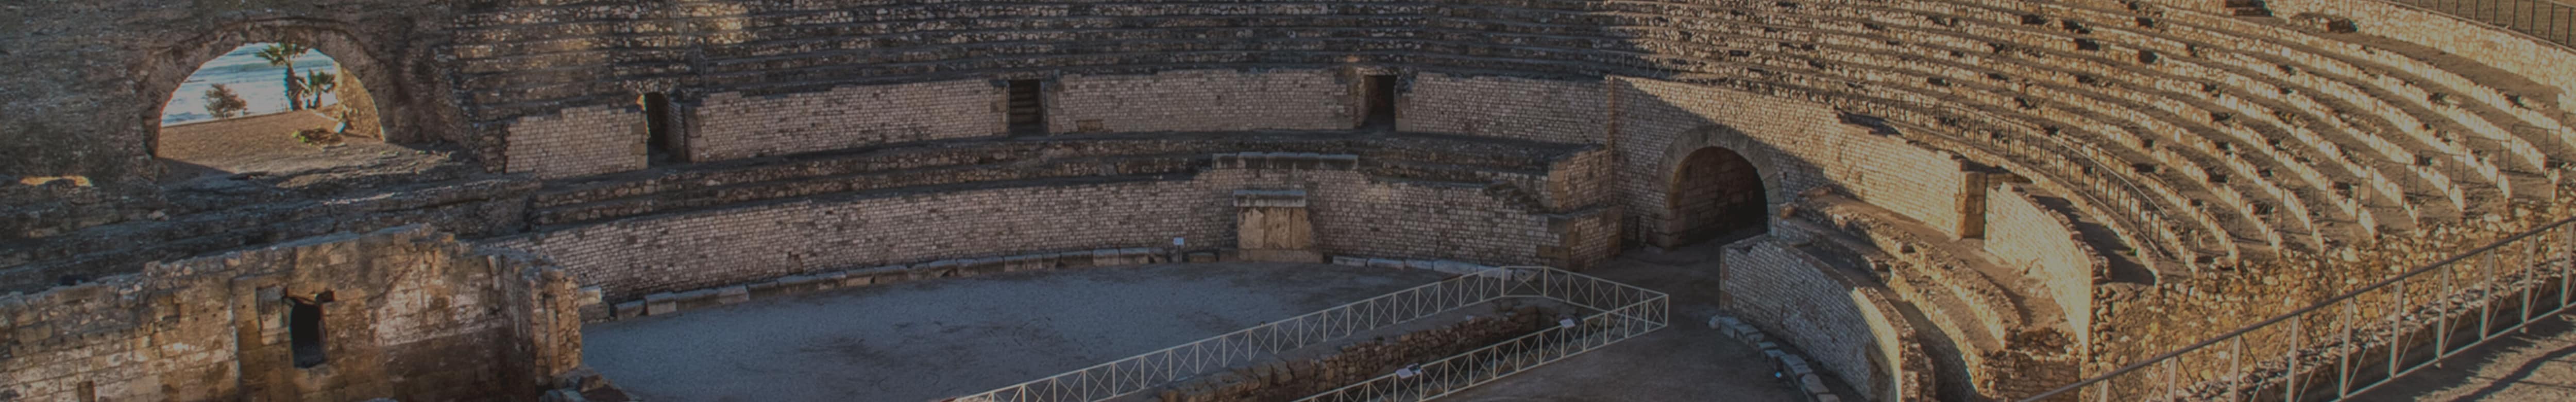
1292, 285, 1668, 402
2383, 0, 2576, 48
947, 266, 1669, 402
2021, 216, 2576, 401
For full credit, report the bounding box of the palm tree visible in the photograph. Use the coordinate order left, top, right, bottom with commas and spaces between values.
302, 71, 338, 110
253, 44, 313, 111
202, 84, 249, 119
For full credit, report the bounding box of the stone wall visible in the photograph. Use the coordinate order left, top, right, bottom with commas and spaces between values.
1049, 69, 1354, 134
690, 80, 1006, 161
1982, 184, 2105, 345
1400, 74, 1608, 144
1719, 235, 1927, 400
495, 159, 1590, 301
504, 106, 646, 179
1612, 77, 1969, 240
0, 226, 584, 401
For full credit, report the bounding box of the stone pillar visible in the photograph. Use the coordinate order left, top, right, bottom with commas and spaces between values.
1234, 189, 1321, 263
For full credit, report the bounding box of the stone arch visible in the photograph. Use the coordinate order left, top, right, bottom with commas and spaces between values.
1653, 125, 1785, 248
133, 20, 423, 178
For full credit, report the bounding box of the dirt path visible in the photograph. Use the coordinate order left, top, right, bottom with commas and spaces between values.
157, 109, 414, 180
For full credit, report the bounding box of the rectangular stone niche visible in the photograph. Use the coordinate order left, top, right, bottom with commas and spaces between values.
1234, 189, 1321, 263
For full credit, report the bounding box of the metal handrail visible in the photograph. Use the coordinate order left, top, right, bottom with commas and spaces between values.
1291, 296, 1670, 402
947, 266, 1670, 402
2021, 215, 2576, 401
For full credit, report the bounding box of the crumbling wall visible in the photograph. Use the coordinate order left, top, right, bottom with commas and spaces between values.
0, 225, 583, 402
495, 155, 1600, 302
1983, 184, 2105, 345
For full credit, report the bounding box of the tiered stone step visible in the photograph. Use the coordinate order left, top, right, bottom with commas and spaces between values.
1788, 193, 2084, 398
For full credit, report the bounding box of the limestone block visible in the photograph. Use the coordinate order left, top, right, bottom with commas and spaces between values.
855, 265, 909, 286
643, 292, 682, 316
745, 282, 785, 300
1331, 256, 1368, 266
613, 301, 645, 320
1366, 258, 1404, 269
914, 260, 961, 279
959, 257, 1006, 276
833, 271, 871, 288
672, 288, 722, 310
1054, 251, 1094, 268
1002, 254, 1044, 272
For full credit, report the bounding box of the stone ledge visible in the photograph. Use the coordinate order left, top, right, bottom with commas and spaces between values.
1711, 314, 1846, 402
598, 247, 1168, 322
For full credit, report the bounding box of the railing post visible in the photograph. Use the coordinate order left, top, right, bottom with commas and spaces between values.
2484, 250, 2499, 339
2440, 263, 2455, 355
2286, 316, 2302, 402
2340, 301, 2356, 398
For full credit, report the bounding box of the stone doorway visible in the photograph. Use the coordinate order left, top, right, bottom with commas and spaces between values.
1661, 146, 1767, 247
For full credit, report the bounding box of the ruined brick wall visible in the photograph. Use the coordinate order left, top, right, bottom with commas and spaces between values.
492, 178, 1228, 301
0, 226, 583, 402
1982, 184, 2104, 345
689, 80, 1006, 161
1048, 69, 1353, 133
1720, 235, 1925, 399
504, 106, 646, 179
495, 160, 1585, 301
1401, 74, 1609, 144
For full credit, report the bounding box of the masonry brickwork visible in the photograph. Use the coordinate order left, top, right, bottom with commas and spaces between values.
690, 80, 1006, 161
0, 226, 583, 401
1400, 74, 1609, 144
504, 106, 646, 179
1050, 69, 1354, 134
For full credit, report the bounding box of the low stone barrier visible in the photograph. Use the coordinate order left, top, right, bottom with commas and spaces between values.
597, 247, 1167, 321
590, 250, 1509, 322
1712, 314, 1846, 402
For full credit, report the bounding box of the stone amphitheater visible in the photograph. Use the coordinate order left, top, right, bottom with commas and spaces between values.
10, 0, 2576, 400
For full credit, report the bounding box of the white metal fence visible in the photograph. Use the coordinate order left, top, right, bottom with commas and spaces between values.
2021, 217, 2576, 401
945, 266, 1669, 402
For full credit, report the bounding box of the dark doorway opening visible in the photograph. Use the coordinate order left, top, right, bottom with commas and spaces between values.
289, 292, 331, 368
1007, 80, 1045, 135
1362, 75, 1398, 129
641, 92, 680, 164
1663, 147, 1768, 247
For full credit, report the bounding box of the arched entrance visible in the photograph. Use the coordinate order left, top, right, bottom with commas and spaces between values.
152, 42, 389, 182
1663, 146, 1768, 247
